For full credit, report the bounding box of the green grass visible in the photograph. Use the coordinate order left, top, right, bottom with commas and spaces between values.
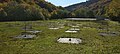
0, 20, 120, 54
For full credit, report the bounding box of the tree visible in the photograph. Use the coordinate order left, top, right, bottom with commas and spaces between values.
73, 8, 95, 18
0, 10, 7, 21
3, 1, 46, 21
41, 8, 51, 20
30, 7, 45, 20
0, 0, 66, 21
51, 10, 69, 19
68, 12, 75, 17
105, 0, 120, 21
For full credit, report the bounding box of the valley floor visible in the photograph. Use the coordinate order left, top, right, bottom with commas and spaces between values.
0, 20, 120, 54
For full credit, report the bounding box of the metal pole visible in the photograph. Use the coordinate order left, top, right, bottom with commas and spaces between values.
25, 21, 27, 37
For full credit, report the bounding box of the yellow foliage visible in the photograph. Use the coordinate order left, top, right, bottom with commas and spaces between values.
105, 0, 120, 17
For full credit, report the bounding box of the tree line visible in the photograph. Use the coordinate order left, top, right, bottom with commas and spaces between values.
0, 0, 119, 22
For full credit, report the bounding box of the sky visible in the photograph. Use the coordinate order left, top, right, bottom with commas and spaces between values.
45, 0, 87, 7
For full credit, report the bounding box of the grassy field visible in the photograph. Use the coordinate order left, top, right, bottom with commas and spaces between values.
0, 20, 120, 54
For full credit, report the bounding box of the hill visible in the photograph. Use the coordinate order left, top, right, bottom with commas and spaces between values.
0, 0, 67, 21
0, 0, 119, 21
65, 0, 112, 11
65, 0, 120, 22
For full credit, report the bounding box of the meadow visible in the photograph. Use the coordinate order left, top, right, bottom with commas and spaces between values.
0, 20, 120, 54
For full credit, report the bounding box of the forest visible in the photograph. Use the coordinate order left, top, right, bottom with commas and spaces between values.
0, 0, 119, 21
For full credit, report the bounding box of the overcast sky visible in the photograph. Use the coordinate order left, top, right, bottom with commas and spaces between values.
45, 0, 87, 7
